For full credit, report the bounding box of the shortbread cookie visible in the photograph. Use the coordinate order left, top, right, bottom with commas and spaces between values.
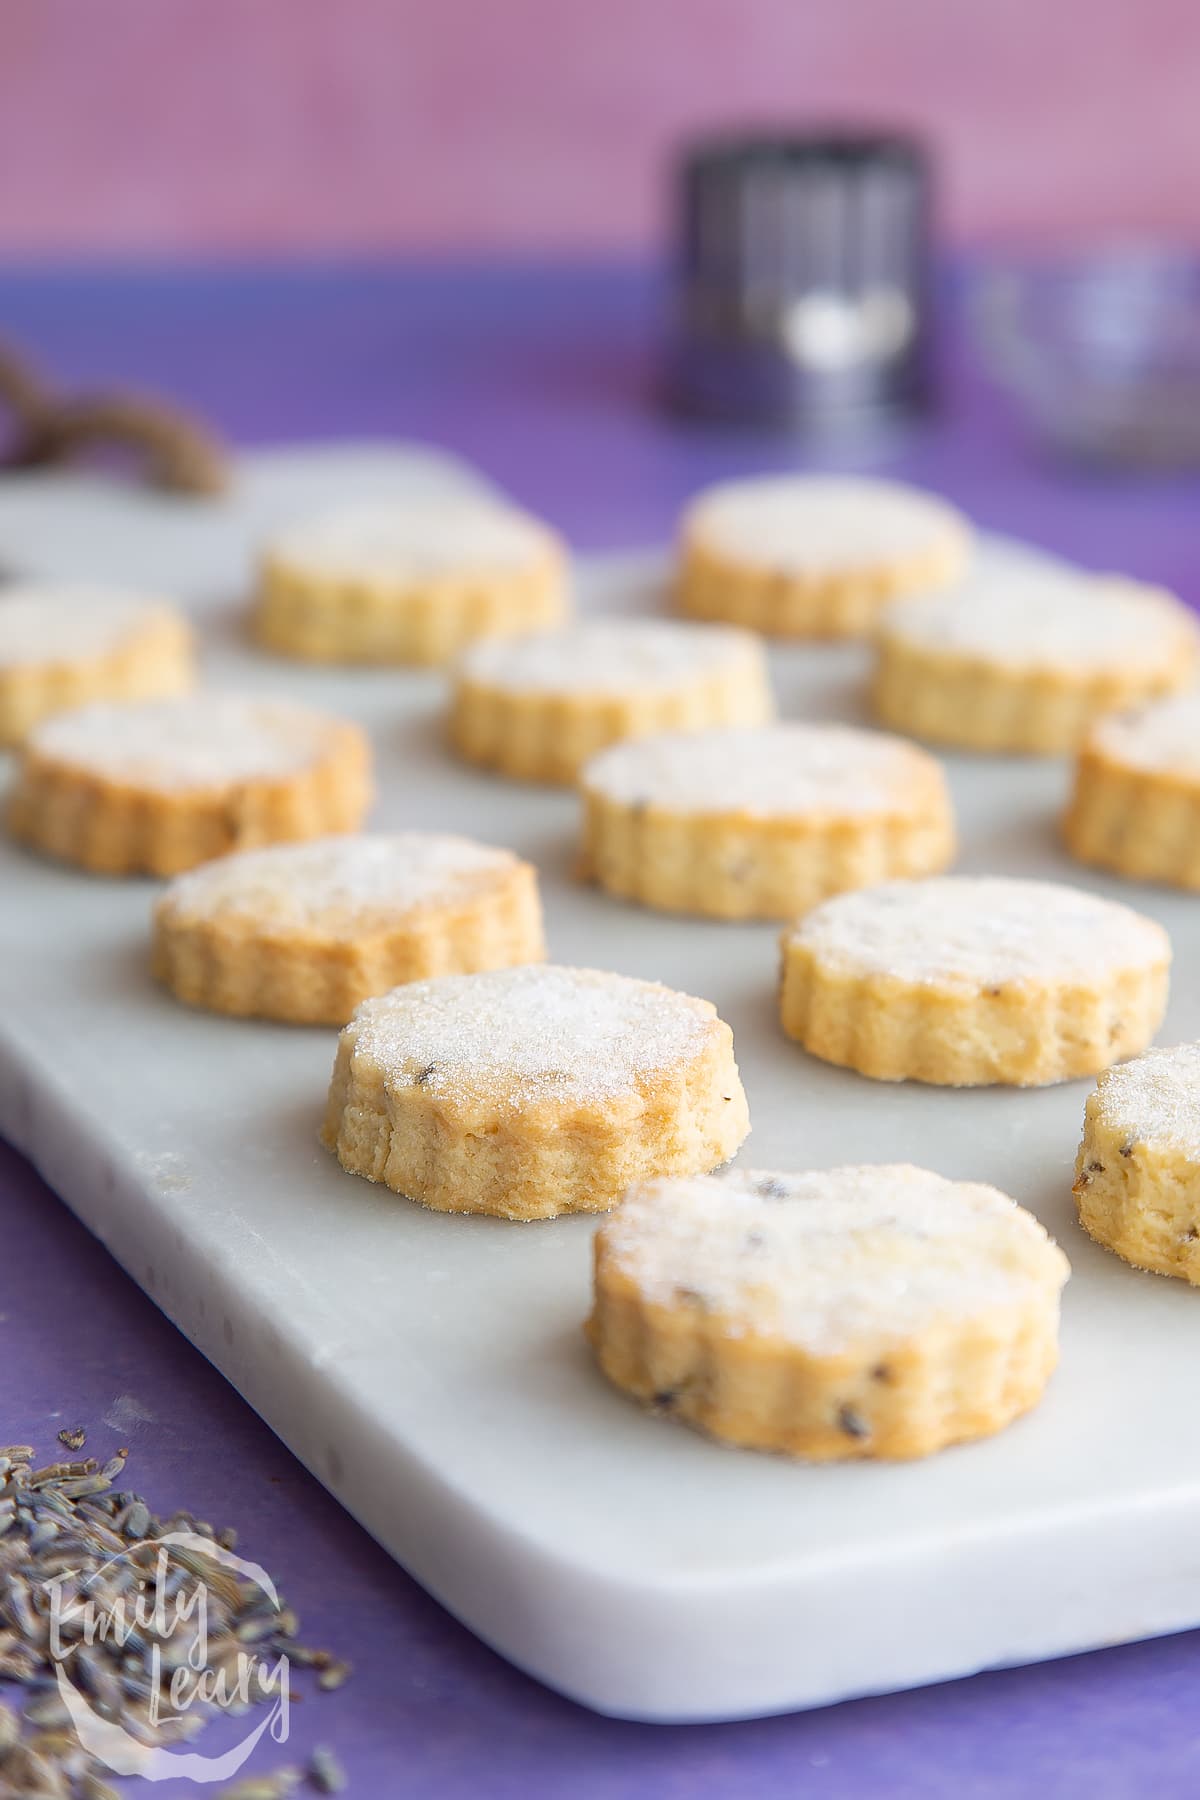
678, 475, 972, 638
1064, 691, 1200, 887
0, 583, 193, 746
579, 723, 955, 919
255, 495, 568, 664
8, 693, 371, 876
1074, 1043, 1200, 1282
780, 876, 1169, 1086
322, 964, 749, 1220
873, 563, 1197, 753
153, 832, 544, 1025
448, 619, 773, 784
588, 1163, 1069, 1460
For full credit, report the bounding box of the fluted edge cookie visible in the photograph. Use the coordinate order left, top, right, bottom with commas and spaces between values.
780, 876, 1170, 1086
1064, 692, 1200, 888
0, 584, 194, 746
579, 723, 955, 919
448, 619, 773, 783
678, 475, 972, 638
321, 964, 750, 1220
153, 832, 545, 1024
587, 1164, 1069, 1460
873, 564, 1198, 753
255, 496, 568, 665
1074, 1043, 1200, 1282
8, 693, 372, 876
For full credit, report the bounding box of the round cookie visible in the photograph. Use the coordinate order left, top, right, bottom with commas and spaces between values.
579, 723, 955, 920
0, 583, 193, 746
1064, 691, 1200, 888
8, 693, 372, 877
1074, 1043, 1200, 1283
448, 619, 773, 784
153, 832, 545, 1025
872, 563, 1198, 753
677, 474, 972, 638
255, 495, 568, 665
587, 1163, 1069, 1461
780, 875, 1170, 1086
321, 964, 749, 1220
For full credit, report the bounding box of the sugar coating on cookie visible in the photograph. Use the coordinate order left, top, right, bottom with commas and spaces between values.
1088, 1043, 1200, 1160
29, 694, 351, 790
456, 619, 763, 694
678, 474, 971, 638
599, 1165, 1061, 1349
159, 832, 523, 932
341, 965, 717, 1106
874, 565, 1197, 752
781, 876, 1170, 1086
588, 1163, 1069, 1460
685, 476, 968, 576
580, 724, 955, 919
0, 586, 176, 665
256, 495, 567, 665
322, 964, 750, 1219
1064, 692, 1200, 887
1085, 691, 1200, 775
266, 497, 558, 580
1074, 1043, 1200, 1283
585, 722, 938, 815
8, 692, 372, 876
791, 877, 1167, 991
154, 833, 545, 1024
450, 620, 772, 782
883, 568, 1192, 671
0, 583, 193, 745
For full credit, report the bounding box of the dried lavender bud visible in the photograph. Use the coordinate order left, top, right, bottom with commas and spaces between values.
0, 1438, 348, 1793
280, 1644, 331, 1669
838, 1405, 871, 1440
309, 1744, 348, 1793
23, 1693, 70, 1729
0, 1698, 19, 1752
27, 1520, 60, 1554
80, 1775, 122, 1800
118, 1499, 150, 1541
57, 1474, 114, 1501
316, 1660, 353, 1693
29, 1463, 80, 1486
215, 1772, 303, 1800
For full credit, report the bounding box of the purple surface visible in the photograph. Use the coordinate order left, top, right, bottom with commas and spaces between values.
1, 262, 1199, 1796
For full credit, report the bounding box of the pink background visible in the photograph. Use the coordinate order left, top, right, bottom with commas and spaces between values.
3, 0, 1198, 254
